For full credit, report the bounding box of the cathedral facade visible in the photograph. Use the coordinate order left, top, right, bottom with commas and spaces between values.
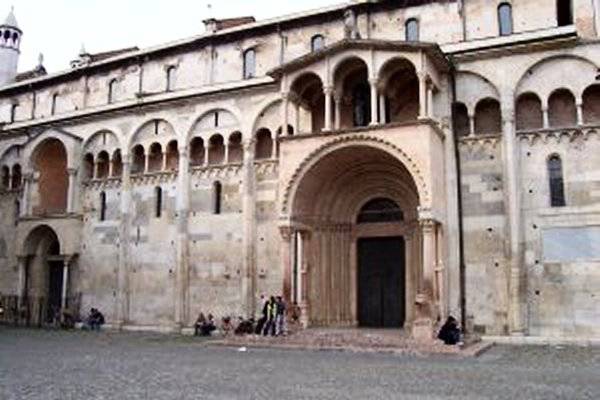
0, 0, 599, 338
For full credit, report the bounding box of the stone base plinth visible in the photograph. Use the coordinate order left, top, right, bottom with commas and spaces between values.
411, 318, 435, 342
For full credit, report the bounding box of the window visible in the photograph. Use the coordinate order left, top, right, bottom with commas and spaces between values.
498, 3, 513, 36
405, 19, 419, 41
548, 155, 566, 207
10, 103, 18, 123
51, 93, 58, 115
99, 192, 107, 221
243, 49, 256, 79
166, 66, 176, 92
357, 198, 403, 224
108, 79, 117, 104
311, 35, 325, 52
155, 186, 163, 218
557, 0, 573, 26
213, 181, 222, 214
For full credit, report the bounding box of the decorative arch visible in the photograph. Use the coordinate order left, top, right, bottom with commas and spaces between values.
455, 70, 500, 112
186, 108, 241, 145
31, 138, 69, 214
282, 135, 428, 216
516, 92, 543, 131
128, 118, 177, 151
21, 224, 61, 256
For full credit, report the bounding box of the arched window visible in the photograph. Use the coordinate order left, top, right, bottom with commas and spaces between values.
557, 0, 573, 26
453, 102, 470, 136
498, 3, 513, 36
405, 19, 419, 41
357, 198, 403, 224
548, 155, 566, 207
108, 79, 117, 104
548, 89, 577, 127
213, 181, 222, 215
83, 153, 94, 180
131, 145, 145, 174
99, 192, 107, 221
190, 137, 205, 166
155, 186, 163, 218
311, 35, 325, 52
111, 150, 123, 177
51, 93, 58, 115
255, 129, 273, 160
1, 166, 9, 189
96, 151, 110, 179
166, 66, 176, 92
243, 49, 256, 79
474, 98, 502, 135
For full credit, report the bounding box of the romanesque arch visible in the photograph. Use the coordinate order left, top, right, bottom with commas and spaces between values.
31, 138, 68, 215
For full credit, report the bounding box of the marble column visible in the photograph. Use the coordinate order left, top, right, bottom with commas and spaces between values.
378, 94, 387, 125
427, 85, 434, 118
542, 106, 549, 129
21, 173, 32, 217
61, 258, 70, 311
294, 102, 301, 134
17, 256, 28, 309
323, 86, 333, 132
66, 168, 77, 213
369, 78, 379, 125
116, 157, 132, 328
412, 218, 437, 341
174, 146, 190, 331
280, 92, 290, 136
576, 100, 584, 126
469, 114, 475, 136
241, 138, 257, 317
334, 94, 342, 130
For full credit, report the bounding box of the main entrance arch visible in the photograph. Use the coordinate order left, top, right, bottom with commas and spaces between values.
285, 144, 421, 328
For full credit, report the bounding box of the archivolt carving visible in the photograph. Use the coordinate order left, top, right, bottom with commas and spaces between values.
458, 135, 501, 152
281, 134, 429, 215
518, 127, 600, 146
190, 164, 242, 179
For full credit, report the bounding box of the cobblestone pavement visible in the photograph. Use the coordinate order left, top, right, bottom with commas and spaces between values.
0, 327, 598, 400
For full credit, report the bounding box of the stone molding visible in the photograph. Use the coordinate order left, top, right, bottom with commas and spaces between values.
517, 126, 600, 146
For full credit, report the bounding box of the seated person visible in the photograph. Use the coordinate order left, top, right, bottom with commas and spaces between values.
200, 314, 216, 336
84, 308, 105, 331
221, 316, 233, 336
234, 317, 255, 335
194, 312, 206, 336
437, 316, 461, 345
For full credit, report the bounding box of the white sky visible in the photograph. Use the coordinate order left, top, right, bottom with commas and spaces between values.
4, 0, 344, 74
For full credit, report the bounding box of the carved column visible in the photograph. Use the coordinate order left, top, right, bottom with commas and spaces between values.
427, 85, 434, 118
271, 132, 277, 160
161, 152, 168, 171
542, 106, 549, 129
61, 257, 70, 311
469, 114, 475, 136
21, 173, 32, 217
280, 226, 293, 303
378, 94, 387, 124
241, 138, 257, 317
66, 168, 77, 213
369, 78, 379, 125
294, 102, 301, 134
576, 100, 584, 126
334, 93, 342, 131
412, 217, 437, 341
323, 86, 333, 132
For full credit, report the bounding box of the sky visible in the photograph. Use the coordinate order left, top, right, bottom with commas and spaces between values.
3, 0, 344, 74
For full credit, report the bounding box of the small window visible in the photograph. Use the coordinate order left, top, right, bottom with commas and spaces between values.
557, 0, 573, 26
108, 79, 117, 104
548, 155, 566, 207
51, 93, 58, 115
405, 19, 419, 41
213, 181, 222, 214
10, 103, 18, 123
243, 49, 256, 79
498, 3, 513, 36
155, 186, 163, 218
99, 192, 107, 221
166, 66, 176, 92
311, 35, 325, 52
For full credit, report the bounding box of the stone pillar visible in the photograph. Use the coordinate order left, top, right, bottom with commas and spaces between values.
369, 78, 379, 125
280, 227, 293, 303
17, 256, 28, 309
469, 114, 475, 136
271, 132, 277, 160
333, 93, 342, 130
66, 168, 77, 214
378, 94, 387, 124
427, 85, 434, 118
93, 162, 99, 180
116, 156, 132, 328
296, 231, 303, 305
174, 146, 190, 331
323, 86, 333, 132
241, 138, 257, 317
61, 258, 70, 311
542, 106, 549, 129
161, 152, 168, 171
418, 72, 428, 119
204, 145, 209, 166
412, 218, 437, 341
21, 173, 32, 217
144, 153, 149, 174
576, 100, 584, 126
281, 92, 290, 136
224, 144, 230, 164
501, 98, 524, 335
108, 157, 114, 178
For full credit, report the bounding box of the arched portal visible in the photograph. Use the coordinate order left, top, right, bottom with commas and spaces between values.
288, 145, 420, 328
21, 225, 73, 325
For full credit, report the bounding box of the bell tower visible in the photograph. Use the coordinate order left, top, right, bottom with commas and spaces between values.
0, 7, 22, 86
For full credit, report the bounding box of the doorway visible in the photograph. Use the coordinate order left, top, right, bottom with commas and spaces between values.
357, 236, 405, 328
47, 261, 63, 321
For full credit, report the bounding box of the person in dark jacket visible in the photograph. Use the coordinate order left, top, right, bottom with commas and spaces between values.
437, 316, 461, 345
262, 296, 277, 336
275, 296, 286, 336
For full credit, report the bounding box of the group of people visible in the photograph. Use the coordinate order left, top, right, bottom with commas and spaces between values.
193, 294, 288, 338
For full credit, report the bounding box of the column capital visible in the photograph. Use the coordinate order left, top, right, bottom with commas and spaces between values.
323, 85, 334, 95
419, 218, 437, 233
368, 77, 379, 86
281, 91, 289, 100
279, 226, 294, 241
67, 168, 78, 176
